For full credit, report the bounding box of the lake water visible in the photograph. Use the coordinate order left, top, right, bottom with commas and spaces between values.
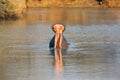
0, 8, 120, 80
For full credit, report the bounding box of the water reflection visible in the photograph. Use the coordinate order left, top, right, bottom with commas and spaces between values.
0, 8, 120, 26
26, 8, 120, 25
53, 49, 64, 78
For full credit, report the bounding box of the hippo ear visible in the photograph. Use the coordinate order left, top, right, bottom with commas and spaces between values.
59, 24, 65, 32
61, 25, 65, 32
51, 24, 56, 33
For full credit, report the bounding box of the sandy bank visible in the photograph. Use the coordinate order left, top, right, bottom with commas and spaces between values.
27, 0, 120, 8
0, 0, 120, 20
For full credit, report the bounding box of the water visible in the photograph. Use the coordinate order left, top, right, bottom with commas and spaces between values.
0, 8, 120, 80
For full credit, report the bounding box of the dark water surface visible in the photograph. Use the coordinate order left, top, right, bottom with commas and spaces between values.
0, 8, 120, 80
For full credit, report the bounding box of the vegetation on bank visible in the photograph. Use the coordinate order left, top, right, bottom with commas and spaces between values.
0, 0, 120, 20
27, 0, 120, 8
0, 0, 26, 20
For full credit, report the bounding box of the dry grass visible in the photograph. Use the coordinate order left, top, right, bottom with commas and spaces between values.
106, 0, 120, 8
0, 0, 26, 20
26, 0, 120, 8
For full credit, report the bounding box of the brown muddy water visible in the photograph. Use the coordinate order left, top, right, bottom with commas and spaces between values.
0, 8, 120, 80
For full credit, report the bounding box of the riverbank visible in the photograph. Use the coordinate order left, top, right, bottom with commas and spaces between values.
0, 0, 26, 20
27, 0, 120, 8
0, 0, 120, 20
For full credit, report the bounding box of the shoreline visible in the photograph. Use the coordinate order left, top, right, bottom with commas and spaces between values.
26, 0, 120, 8
0, 0, 120, 20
